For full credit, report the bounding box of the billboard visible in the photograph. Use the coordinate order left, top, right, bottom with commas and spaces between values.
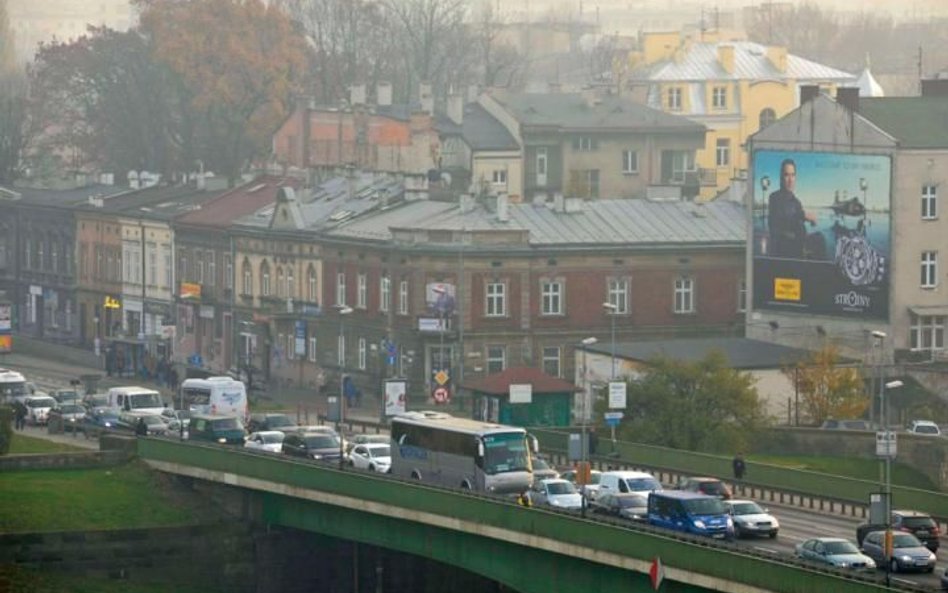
752, 150, 891, 319
384, 379, 407, 416
425, 282, 456, 316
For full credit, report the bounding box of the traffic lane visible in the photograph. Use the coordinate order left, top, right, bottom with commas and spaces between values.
738, 502, 945, 589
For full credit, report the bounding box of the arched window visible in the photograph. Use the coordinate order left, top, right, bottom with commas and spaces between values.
307, 265, 318, 302
759, 108, 776, 130
242, 259, 252, 295
287, 267, 295, 298
260, 261, 271, 297
276, 267, 285, 298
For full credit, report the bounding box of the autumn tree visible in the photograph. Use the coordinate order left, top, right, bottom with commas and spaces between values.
784, 345, 867, 426
610, 352, 769, 453
139, 0, 309, 181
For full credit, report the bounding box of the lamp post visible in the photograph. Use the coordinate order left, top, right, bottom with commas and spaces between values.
336, 305, 353, 469
602, 302, 617, 379
871, 329, 890, 584
883, 378, 902, 586
579, 336, 597, 515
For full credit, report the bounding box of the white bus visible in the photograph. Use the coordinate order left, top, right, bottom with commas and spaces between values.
0, 369, 29, 404
390, 411, 537, 494
179, 377, 247, 418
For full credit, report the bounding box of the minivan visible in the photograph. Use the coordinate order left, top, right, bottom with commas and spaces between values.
598, 470, 663, 497
188, 414, 247, 444
647, 491, 734, 540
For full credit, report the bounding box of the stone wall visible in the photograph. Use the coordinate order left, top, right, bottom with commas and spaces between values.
0, 449, 131, 472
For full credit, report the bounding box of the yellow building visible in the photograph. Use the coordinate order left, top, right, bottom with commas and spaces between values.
628, 31, 856, 200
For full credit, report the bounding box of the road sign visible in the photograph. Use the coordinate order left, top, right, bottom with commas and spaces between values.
434, 370, 449, 385
433, 386, 450, 404
608, 382, 627, 409
604, 411, 624, 420
876, 430, 897, 457
605, 416, 621, 428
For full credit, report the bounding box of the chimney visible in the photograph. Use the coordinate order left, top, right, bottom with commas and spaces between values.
836, 86, 860, 112
799, 84, 820, 104
718, 44, 735, 74
459, 193, 476, 213
376, 81, 393, 107
766, 46, 787, 73
447, 93, 464, 125
466, 84, 479, 104
921, 78, 948, 97
496, 192, 510, 222
419, 82, 434, 115
565, 197, 585, 212
552, 191, 565, 212
350, 83, 366, 106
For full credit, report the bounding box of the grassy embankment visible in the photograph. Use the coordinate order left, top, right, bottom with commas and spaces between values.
750, 454, 939, 491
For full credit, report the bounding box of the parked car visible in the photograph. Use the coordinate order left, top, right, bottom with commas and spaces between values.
282, 430, 342, 462
724, 500, 779, 539
188, 414, 246, 444
906, 420, 942, 437
49, 389, 81, 404
860, 531, 936, 573
795, 537, 875, 570
531, 478, 583, 510
560, 468, 603, 500
821, 419, 872, 431
247, 412, 297, 434
47, 403, 88, 434
81, 407, 121, 439
23, 395, 57, 425
856, 510, 940, 552
679, 477, 732, 500
118, 412, 170, 436
348, 443, 392, 473
531, 455, 559, 482
598, 470, 663, 499
591, 492, 649, 521
244, 431, 285, 453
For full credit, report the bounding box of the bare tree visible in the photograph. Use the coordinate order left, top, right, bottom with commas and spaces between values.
0, 72, 30, 183
471, 3, 525, 89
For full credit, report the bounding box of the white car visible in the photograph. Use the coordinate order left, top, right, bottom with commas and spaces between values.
907, 420, 941, 437
348, 443, 391, 473
24, 395, 57, 425
244, 431, 285, 453
532, 478, 584, 510
724, 499, 779, 539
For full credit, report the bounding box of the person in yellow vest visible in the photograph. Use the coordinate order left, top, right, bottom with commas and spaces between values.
517, 489, 532, 507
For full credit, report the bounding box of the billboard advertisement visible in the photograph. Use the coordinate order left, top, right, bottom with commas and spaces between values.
752, 150, 891, 319
425, 282, 456, 316
384, 379, 407, 416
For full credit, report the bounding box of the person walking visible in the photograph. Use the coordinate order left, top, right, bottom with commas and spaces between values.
14, 400, 27, 430
732, 452, 747, 481
135, 417, 148, 437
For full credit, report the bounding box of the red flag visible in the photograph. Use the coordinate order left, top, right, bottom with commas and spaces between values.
649, 556, 664, 590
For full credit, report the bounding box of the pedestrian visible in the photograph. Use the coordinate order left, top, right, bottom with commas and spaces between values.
169, 367, 179, 393
732, 452, 746, 480
517, 489, 532, 507
14, 400, 27, 430
135, 417, 148, 437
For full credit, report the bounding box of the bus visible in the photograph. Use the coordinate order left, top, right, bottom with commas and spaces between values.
390, 411, 537, 494
179, 377, 248, 419
0, 368, 28, 404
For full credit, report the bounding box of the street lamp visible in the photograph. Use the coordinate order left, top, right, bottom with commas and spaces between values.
578, 336, 597, 515
602, 302, 617, 379
336, 305, 353, 469
882, 378, 902, 587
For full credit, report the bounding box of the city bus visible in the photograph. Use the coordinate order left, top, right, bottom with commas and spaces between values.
0, 368, 29, 403
390, 411, 537, 494
179, 376, 248, 419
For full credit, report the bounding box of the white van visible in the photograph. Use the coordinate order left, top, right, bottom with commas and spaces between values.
179, 377, 247, 419
598, 470, 664, 497
107, 386, 165, 415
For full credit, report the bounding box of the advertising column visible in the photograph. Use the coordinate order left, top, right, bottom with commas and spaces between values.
751, 150, 891, 319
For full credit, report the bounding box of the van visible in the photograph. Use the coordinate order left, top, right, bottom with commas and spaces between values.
107, 386, 165, 415
647, 491, 734, 540
598, 470, 663, 497
179, 377, 248, 419
188, 414, 247, 444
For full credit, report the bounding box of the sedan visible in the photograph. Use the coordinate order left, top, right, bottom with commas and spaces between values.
795, 537, 876, 570
244, 431, 285, 453
531, 478, 583, 510
348, 443, 391, 473
724, 500, 779, 539
81, 407, 121, 439
118, 412, 169, 436
47, 403, 88, 433
591, 492, 648, 521
860, 531, 936, 573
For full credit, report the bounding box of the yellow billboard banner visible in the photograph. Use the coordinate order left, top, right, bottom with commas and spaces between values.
180, 282, 202, 299
774, 278, 801, 301
0, 334, 11, 353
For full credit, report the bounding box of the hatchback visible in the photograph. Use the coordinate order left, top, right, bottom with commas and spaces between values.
531, 478, 583, 510
861, 531, 936, 573
857, 510, 941, 552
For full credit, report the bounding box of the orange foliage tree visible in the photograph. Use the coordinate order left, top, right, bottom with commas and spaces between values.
784, 345, 868, 426
138, 0, 309, 180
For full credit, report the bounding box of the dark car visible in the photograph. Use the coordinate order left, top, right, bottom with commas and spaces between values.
679, 477, 732, 500
188, 414, 246, 444
856, 510, 940, 552
860, 530, 936, 573
591, 492, 649, 521
247, 412, 297, 433
47, 403, 88, 434
81, 407, 121, 439
282, 430, 342, 462
49, 389, 81, 404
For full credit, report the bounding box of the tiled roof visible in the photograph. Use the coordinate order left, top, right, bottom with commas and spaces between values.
636, 42, 855, 83
581, 337, 826, 370
858, 97, 948, 148
177, 176, 300, 228
460, 366, 578, 395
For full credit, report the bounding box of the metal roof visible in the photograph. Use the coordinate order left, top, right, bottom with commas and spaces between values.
858, 97, 948, 149
436, 102, 520, 151
582, 337, 822, 370
636, 42, 856, 83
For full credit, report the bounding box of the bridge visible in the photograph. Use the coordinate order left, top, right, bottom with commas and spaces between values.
138, 438, 900, 593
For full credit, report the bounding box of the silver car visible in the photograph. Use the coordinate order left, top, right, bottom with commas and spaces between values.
796, 537, 876, 570
724, 499, 779, 538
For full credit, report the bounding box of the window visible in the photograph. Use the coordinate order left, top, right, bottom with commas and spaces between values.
536, 147, 548, 185
37, 241, 44, 271
51, 242, 59, 273
541, 280, 563, 315
258, 261, 270, 296
380, 275, 391, 312
622, 150, 638, 174
921, 251, 938, 287
571, 136, 597, 151
357, 273, 367, 308
276, 267, 285, 298
336, 272, 346, 305
358, 338, 367, 370
207, 252, 216, 287
307, 265, 318, 302
674, 277, 694, 314
242, 260, 252, 295
337, 333, 346, 366
308, 336, 317, 362
910, 314, 945, 352
758, 108, 776, 129
196, 250, 204, 284
286, 332, 295, 359
715, 138, 730, 167
179, 255, 188, 283
712, 86, 727, 109
286, 267, 294, 298
147, 244, 157, 285
667, 87, 682, 111
487, 346, 506, 374
922, 185, 937, 220
491, 170, 507, 186
570, 169, 601, 198
668, 150, 696, 183
398, 280, 409, 315
486, 282, 506, 317
542, 346, 561, 377
162, 248, 172, 289
607, 278, 628, 314
224, 255, 232, 290
738, 279, 747, 313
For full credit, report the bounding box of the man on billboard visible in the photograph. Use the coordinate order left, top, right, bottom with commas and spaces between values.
767, 158, 817, 258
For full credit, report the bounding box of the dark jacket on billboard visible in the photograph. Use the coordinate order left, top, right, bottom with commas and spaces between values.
768, 188, 806, 258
